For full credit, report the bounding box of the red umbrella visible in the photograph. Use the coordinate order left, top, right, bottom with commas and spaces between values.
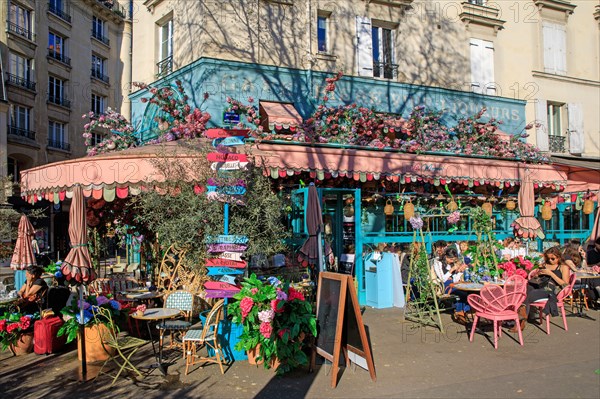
299, 184, 324, 270
10, 215, 37, 270
61, 186, 96, 284
512, 167, 545, 240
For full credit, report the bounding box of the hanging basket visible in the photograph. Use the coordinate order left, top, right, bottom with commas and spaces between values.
583, 199, 594, 215
343, 204, 354, 218
404, 201, 414, 220
506, 200, 516, 211
446, 200, 458, 212
541, 202, 553, 221
481, 202, 493, 217
384, 199, 394, 216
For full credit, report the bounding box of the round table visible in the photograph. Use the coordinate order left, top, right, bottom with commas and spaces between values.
453, 281, 505, 292
131, 308, 181, 375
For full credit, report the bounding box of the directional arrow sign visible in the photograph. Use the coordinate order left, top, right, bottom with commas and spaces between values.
212, 137, 245, 147
205, 235, 249, 244
207, 243, 247, 253
210, 161, 248, 171
205, 289, 237, 299
206, 267, 245, 276
206, 186, 247, 196
205, 259, 247, 268
205, 128, 250, 138
204, 281, 240, 291
207, 152, 248, 163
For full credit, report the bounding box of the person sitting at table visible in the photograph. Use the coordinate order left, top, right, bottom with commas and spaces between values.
431, 240, 447, 262
511, 246, 570, 332
16, 265, 48, 314
458, 241, 473, 265
432, 247, 469, 324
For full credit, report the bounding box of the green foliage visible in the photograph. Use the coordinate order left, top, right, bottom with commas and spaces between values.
467, 207, 500, 277
0, 310, 39, 351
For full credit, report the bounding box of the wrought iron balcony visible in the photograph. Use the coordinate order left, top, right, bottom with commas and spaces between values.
156, 56, 173, 78
5, 73, 36, 91
47, 95, 71, 108
48, 3, 72, 23
91, 69, 110, 84
373, 62, 399, 79
8, 126, 35, 140
6, 21, 33, 41
96, 0, 127, 18
47, 49, 71, 66
548, 134, 567, 153
91, 30, 110, 46
48, 139, 71, 151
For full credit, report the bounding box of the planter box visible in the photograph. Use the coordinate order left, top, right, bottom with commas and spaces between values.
199, 313, 247, 362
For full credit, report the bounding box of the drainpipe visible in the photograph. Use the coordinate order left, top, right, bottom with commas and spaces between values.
306, 0, 315, 102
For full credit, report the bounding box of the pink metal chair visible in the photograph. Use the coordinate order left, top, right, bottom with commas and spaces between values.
529, 273, 576, 334
467, 276, 527, 349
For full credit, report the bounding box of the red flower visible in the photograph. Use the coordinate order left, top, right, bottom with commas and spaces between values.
240, 297, 254, 319
259, 322, 273, 339
271, 299, 284, 313
6, 323, 20, 333
0, 319, 6, 332
287, 287, 305, 302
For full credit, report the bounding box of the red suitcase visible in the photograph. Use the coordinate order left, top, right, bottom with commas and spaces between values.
34, 316, 66, 355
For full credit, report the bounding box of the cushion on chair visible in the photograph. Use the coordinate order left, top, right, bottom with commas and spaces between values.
156, 320, 192, 330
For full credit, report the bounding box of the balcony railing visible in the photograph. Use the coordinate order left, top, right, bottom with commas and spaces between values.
156, 56, 173, 78
6, 21, 33, 41
47, 95, 71, 108
48, 49, 71, 66
96, 0, 127, 18
5, 73, 36, 91
48, 3, 72, 23
548, 134, 567, 153
8, 126, 35, 141
373, 62, 399, 79
91, 69, 110, 84
48, 139, 71, 151
91, 30, 110, 45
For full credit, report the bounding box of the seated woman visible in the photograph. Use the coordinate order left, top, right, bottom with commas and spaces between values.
432, 247, 469, 324
511, 246, 570, 332
16, 265, 48, 314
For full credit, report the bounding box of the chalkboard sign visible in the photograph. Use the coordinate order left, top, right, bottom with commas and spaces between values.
315, 275, 345, 360
313, 272, 376, 388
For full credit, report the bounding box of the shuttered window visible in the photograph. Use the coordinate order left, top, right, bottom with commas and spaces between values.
470, 38, 495, 95
542, 22, 567, 75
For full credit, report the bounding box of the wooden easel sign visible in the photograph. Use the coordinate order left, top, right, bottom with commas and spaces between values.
312, 272, 376, 388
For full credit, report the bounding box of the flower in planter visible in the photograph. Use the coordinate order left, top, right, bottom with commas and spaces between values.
0, 310, 39, 352
228, 274, 317, 375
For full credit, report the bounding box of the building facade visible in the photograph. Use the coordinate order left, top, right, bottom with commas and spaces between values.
0, 0, 131, 184
130, 0, 599, 159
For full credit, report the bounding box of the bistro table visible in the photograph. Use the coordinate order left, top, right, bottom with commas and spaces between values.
453, 281, 505, 292
131, 308, 181, 375
573, 272, 600, 321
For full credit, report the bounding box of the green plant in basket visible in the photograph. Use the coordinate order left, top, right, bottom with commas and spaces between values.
57, 294, 125, 343
228, 274, 317, 375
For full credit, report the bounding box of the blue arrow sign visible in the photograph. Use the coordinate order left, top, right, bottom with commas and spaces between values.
206, 267, 245, 276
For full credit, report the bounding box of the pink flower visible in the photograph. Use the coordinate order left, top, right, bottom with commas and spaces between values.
251, 288, 258, 295
515, 269, 528, 279
240, 297, 254, 319
6, 323, 19, 333
278, 328, 289, 340
259, 321, 273, 339
258, 309, 275, 323
287, 287, 305, 302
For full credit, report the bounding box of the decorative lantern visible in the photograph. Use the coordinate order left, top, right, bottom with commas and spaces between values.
343, 204, 354, 218
404, 200, 415, 220
481, 202, 493, 217
446, 200, 458, 212
506, 200, 516, 211
384, 199, 394, 216
583, 199, 594, 215
541, 201, 552, 220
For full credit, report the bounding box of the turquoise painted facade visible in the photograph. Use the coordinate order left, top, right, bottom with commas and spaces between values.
130, 58, 527, 142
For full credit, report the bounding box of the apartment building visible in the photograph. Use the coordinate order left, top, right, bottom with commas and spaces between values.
0, 0, 131, 184
130, 0, 599, 160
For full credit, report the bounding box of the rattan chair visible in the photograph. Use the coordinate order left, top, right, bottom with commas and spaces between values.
183, 299, 225, 375
156, 290, 194, 356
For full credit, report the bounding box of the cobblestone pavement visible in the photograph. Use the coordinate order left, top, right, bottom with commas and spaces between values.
1, 307, 599, 399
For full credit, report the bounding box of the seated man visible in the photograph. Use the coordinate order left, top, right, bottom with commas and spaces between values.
16, 265, 48, 314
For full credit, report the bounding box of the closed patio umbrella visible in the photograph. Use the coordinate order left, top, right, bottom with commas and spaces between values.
299, 183, 324, 273
10, 215, 37, 291
60, 185, 96, 380
512, 167, 545, 240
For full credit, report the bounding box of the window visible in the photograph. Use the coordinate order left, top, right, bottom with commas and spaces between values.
372, 25, 395, 79
157, 19, 173, 76
8, 52, 34, 89
91, 132, 104, 146
469, 38, 495, 95
48, 76, 65, 104
48, 32, 69, 64
92, 54, 108, 82
8, 2, 32, 40
91, 94, 105, 115
49, 0, 71, 23
11, 105, 30, 130
546, 102, 567, 152
48, 121, 67, 149
542, 22, 566, 75
92, 16, 109, 45
468, 0, 485, 5
317, 15, 329, 53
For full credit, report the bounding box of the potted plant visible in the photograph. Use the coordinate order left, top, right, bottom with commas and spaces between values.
228, 274, 317, 375
57, 294, 125, 362
0, 309, 39, 355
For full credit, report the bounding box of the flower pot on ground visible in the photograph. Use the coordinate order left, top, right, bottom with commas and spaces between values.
10, 331, 34, 356
77, 323, 115, 363
247, 344, 280, 370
